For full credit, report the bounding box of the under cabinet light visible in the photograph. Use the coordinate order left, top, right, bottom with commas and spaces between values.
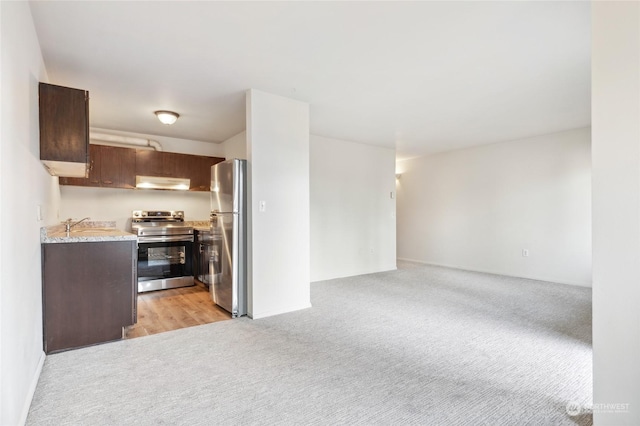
136, 175, 190, 191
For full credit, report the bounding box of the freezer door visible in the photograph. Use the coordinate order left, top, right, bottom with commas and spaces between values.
210, 212, 240, 316
211, 159, 236, 213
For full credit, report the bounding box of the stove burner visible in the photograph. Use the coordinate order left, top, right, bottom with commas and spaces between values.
131, 210, 193, 239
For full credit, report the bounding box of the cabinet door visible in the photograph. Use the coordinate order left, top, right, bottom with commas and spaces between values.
169, 152, 192, 179
100, 146, 136, 188
58, 144, 101, 187
135, 150, 197, 179
59, 145, 134, 188
190, 156, 224, 191
39, 83, 89, 164
42, 241, 137, 354
135, 150, 166, 176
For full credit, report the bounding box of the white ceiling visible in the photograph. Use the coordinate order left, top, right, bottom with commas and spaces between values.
29, 1, 590, 160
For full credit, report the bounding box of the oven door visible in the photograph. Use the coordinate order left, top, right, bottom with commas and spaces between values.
137, 237, 194, 293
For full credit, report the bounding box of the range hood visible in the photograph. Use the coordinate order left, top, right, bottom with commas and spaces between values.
136, 175, 191, 191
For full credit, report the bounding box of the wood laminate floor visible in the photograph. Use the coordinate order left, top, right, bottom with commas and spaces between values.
125, 284, 231, 339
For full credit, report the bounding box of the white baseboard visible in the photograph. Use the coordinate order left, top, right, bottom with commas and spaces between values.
250, 302, 313, 320
311, 265, 398, 283
397, 258, 592, 288
18, 351, 45, 426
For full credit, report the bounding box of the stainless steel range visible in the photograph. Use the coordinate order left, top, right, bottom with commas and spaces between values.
131, 210, 194, 293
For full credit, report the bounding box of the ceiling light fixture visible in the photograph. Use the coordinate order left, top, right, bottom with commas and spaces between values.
154, 110, 179, 125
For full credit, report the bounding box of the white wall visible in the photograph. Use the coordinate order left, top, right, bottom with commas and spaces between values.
222, 130, 247, 160
60, 128, 224, 228
246, 89, 310, 319
397, 127, 591, 287
592, 2, 640, 424
60, 187, 210, 229
91, 127, 225, 157
310, 135, 396, 281
0, 2, 60, 424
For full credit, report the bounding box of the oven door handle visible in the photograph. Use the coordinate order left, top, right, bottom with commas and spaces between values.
138, 235, 194, 243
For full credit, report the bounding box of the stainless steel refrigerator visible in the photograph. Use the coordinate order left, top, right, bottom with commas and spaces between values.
210, 159, 247, 317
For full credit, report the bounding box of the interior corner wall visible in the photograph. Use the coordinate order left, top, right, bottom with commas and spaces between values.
222, 130, 247, 160
1, 2, 59, 424
396, 127, 591, 287
310, 135, 396, 282
246, 89, 310, 319
592, 2, 640, 424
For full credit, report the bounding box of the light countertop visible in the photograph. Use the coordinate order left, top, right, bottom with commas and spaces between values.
41, 221, 137, 244
185, 220, 210, 232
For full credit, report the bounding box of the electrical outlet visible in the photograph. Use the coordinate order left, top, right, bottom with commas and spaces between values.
522, 249, 529, 257
259, 201, 266, 212
37, 205, 43, 222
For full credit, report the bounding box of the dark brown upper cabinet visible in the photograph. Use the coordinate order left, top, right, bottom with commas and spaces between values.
135, 150, 223, 191
59, 144, 135, 189
61, 146, 224, 192
134, 150, 167, 177
191, 156, 222, 191
39, 82, 90, 177
99, 145, 136, 188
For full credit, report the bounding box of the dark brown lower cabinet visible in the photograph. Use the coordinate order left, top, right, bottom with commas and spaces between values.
42, 240, 137, 354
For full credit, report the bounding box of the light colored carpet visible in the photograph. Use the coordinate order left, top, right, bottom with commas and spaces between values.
27, 262, 592, 425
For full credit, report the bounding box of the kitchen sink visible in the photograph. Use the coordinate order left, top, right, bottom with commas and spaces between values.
70, 228, 116, 234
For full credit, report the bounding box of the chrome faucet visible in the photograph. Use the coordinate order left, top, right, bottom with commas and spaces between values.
65, 217, 91, 233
